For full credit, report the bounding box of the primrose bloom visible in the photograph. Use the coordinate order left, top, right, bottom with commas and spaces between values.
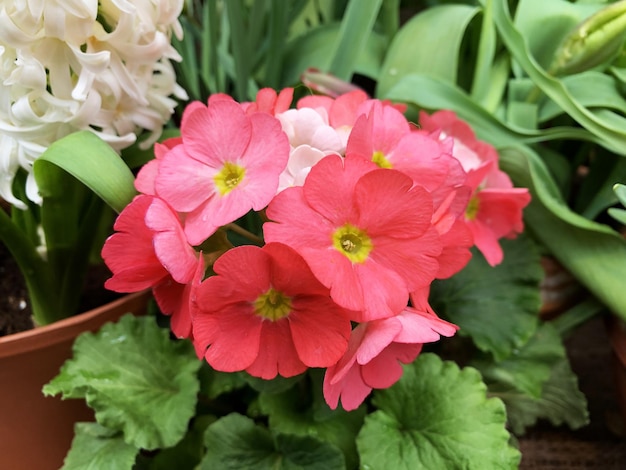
155, 97, 290, 245
0, 0, 186, 206
323, 307, 459, 410
102, 195, 198, 338
192, 243, 353, 379
265, 154, 443, 321
420, 110, 531, 266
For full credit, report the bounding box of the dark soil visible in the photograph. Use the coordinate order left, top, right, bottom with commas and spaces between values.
0, 237, 120, 337
0, 240, 34, 335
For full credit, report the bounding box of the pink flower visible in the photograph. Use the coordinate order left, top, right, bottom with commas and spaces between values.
135, 136, 182, 196
242, 87, 294, 115
102, 195, 199, 338
420, 110, 531, 266
264, 154, 443, 321
323, 308, 458, 410
192, 243, 353, 379
155, 98, 290, 245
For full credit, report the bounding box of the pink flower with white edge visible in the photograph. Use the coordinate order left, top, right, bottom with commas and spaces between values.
420, 110, 531, 266
102, 195, 198, 338
264, 154, 443, 322
155, 98, 290, 245
192, 243, 353, 379
323, 307, 459, 410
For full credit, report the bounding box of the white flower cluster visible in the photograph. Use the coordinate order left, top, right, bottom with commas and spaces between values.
0, 0, 187, 206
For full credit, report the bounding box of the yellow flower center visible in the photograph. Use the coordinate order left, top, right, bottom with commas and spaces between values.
332, 223, 373, 263
372, 150, 393, 169
214, 161, 246, 196
466, 194, 480, 220
254, 288, 292, 321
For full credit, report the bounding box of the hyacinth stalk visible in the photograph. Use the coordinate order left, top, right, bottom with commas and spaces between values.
0, 1, 185, 325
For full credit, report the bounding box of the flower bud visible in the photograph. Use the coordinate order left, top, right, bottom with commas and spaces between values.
549, 0, 626, 75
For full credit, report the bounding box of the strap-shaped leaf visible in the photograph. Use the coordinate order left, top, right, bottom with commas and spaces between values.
34, 131, 137, 214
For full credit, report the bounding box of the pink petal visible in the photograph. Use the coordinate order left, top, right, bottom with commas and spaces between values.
182, 100, 252, 166
361, 343, 422, 389
302, 154, 376, 223
289, 296, 351, 367
323, 364, 372, 411
145, 198, 197, 283
155, 145, 217, 212
203, 305, 263, 372
354, 169, 432, 237
355, 317, 402, 365
246, 320, 307, 379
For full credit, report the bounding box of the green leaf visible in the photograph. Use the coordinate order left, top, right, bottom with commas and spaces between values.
242, 372, 304, 394
328, 0, 382, 80
200, 413, 346, 470
198, 364, 247, 400
357, 354, 520, 470
43, 315, 201, 450
61, 423, 138, 470
473, 323, 566, 399
430, 235, 542, 361
500, 145, 626, 321
382, 74, 602, 148
377, 4, 481, 97
34, 131, 137, 214
489, 0, 626, 154
281, 24, 386, 87
258, 372, 366, 470
489, 359, 589, 435
512, 0, 602, 72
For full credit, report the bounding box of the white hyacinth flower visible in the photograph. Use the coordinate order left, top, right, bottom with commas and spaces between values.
0, 0, 186, 207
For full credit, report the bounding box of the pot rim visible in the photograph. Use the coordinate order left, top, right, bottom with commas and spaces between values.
0, 290, 150, 358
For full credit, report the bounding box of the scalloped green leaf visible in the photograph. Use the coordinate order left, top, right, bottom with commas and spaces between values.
258, 372, 366, 470
430, 235, 542, 361
61, 423, 138, 470
489, 359, 589, 435
473, 323, 567, 399
200, 413, 345, 470
44, 315, 201, 450
357, 354, 520, 470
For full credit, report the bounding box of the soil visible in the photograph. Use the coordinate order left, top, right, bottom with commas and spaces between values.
0, 237, 120, 337
0, 240, 34, 335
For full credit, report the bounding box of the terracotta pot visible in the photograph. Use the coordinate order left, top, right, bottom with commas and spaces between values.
0, 290, 150, 470
607, 315, 626, 427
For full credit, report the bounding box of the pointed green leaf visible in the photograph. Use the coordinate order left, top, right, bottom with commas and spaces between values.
328, 0, 382, 80
382, 74, 602, 148
430, 235, 542, 361
200, 413, 345, 470
61, 423, 138, 470
43, 315, 201, 450
377, 4, 480, 97
489, 360, 589, 435
357, 354, 520, 470
34, 131, 137, 214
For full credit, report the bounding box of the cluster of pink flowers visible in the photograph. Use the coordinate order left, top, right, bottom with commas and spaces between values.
102, 88, 530, 410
